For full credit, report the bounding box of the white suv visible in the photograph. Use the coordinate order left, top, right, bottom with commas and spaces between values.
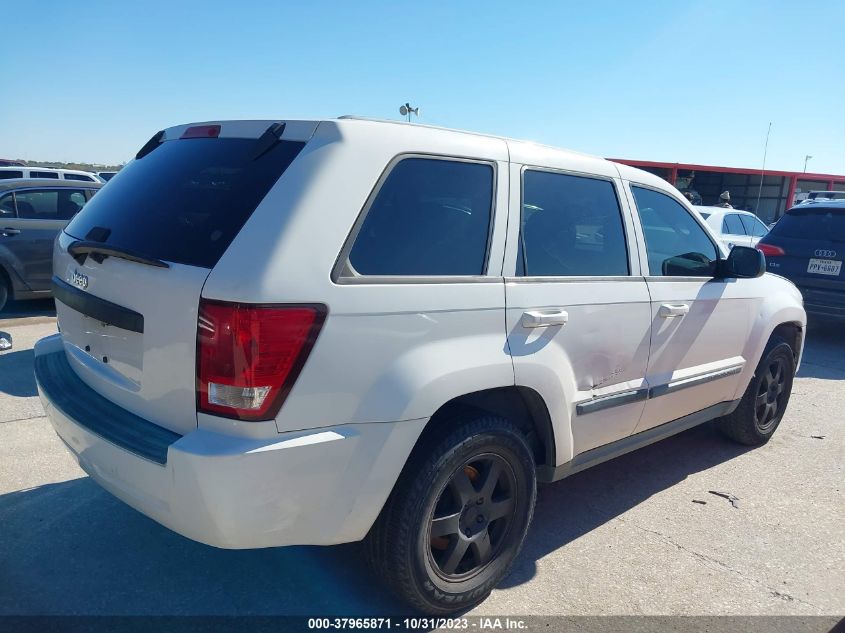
34, 118, 805, 614
0, 166, 103, 182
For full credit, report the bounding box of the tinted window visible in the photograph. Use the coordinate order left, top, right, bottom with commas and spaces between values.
632, 186, 719, 277
520, 170, 628, 276
0, 171, 23, 180
0, 193, 15, 216
30, 171, 59, 179
769, 207, 845, 242
64, 173, 95, 182
698, 211, 711, 220
65, 138, 305, 268
15, 189, 88, 220
739, 214, 768, 237
348, 158, 494, 276
722, 214, 746, 235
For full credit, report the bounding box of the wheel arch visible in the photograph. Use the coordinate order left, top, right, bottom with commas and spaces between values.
406, 386, 556, 475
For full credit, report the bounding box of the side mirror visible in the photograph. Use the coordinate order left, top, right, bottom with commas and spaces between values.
720, 246, 765, 278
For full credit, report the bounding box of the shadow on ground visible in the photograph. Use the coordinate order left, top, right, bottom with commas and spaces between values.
0, 477, 398, 615
0, 423, 752, 616
0, 299, 56, 321
794, 319, 845, 380
0, 311, 841, 615
0, 348, 36, 397
501, 423, 752, 588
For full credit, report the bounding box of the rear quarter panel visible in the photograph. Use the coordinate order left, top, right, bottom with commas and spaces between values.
202, 120, 515, 433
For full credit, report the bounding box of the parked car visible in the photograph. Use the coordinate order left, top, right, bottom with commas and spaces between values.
757, 199, 844, 320
803, 190, 845, 202
0, 166, 103, 183
0, 179, 102, 310
34, 118, 805, 614
695, 206, 770, 251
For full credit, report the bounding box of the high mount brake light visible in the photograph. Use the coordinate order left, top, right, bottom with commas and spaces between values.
197, 301, 326, 421
181, 125, 221, 139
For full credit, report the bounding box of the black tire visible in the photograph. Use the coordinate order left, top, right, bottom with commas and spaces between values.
366, 413, 536, 614
718, 337, 795, 446
0, 279, 8, 313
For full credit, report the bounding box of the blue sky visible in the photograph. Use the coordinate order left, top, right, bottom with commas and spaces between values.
2, 1, 843, 173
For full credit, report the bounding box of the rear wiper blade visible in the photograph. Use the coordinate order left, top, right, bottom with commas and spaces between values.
67, 240, 170, 268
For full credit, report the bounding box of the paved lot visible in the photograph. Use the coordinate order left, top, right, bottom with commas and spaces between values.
0, 301, 842, 616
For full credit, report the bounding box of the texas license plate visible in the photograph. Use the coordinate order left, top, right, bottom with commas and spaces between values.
807, 258, 842, 276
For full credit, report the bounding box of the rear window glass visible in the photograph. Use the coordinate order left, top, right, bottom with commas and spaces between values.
770, 207, 845, 243
348, 157, 494, 276
64, 173, 95, 182
65, 137, 305, 268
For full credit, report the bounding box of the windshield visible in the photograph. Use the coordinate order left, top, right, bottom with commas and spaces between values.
65, 137, 305, 268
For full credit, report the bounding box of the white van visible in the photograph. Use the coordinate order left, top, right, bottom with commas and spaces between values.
35, 118, 805, 614
0, 166, 103, 183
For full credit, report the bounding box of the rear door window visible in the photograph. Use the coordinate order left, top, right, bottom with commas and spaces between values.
15, 189, 88, 220
0, 171, 23, 180
519, 170, 629, 276
30, 171, 59, 179
722, 214, 746, 235
64, 137, 305, 268
0, 193, 15, 216
347, 157, 494, 276
769, 207, 845, 242
63, 173, 95, 182
739, 214, 769, 237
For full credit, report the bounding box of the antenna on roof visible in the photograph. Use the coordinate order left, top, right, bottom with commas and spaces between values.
754, 122, 772, 216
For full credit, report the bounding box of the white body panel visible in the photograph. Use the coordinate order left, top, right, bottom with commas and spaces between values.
36, 118, 806, 549
53, 232, 209, 436
694, 206, 769, 252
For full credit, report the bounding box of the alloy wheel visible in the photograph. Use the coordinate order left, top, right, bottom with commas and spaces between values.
427, 454, 517, 579
755, 356, 787, 431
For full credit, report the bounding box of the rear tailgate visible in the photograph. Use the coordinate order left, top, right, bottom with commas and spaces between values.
52, 120, 314, 435
764, 206, 845, 291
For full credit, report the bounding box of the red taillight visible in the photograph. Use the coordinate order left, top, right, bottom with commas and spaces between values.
757, 243, 785, 257
197, 301, 326, 421
181, 125, 221, 139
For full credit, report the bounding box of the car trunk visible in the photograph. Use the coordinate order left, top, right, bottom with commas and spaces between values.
766, 206, 845, 290
51, 121, 310, 435
53, 236, 210, 435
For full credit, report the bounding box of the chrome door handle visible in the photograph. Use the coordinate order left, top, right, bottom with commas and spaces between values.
1, 227, 21, 236
522, 309, 569, 328
659, 303, 689, 318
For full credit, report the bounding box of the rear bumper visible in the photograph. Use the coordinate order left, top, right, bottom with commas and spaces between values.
796, 285, 845, 320
35, 335, 425, 549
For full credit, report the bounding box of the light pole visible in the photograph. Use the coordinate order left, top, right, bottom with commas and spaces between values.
399, 102, 419, 122
804, 155, 813, 173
